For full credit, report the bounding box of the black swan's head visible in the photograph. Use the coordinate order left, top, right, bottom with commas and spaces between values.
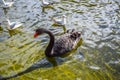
34, 28, 47, 38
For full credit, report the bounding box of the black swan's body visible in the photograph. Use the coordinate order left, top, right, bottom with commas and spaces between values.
34, 28, 81, 57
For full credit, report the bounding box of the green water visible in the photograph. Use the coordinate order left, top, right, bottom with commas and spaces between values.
0, 0, 120, 80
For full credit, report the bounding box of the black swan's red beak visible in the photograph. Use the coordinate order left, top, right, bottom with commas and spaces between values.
34, 32, 39, 38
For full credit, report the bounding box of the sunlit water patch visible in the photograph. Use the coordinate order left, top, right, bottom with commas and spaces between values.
0, 0, 120, 80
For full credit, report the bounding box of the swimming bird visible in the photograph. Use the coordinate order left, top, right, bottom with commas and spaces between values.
41, 0, 54, 12
50, 15, 67, 26
6, 19, 22, 30
0, 0, 14, 8
41, 0, 53, 7
34, 28, 81, 57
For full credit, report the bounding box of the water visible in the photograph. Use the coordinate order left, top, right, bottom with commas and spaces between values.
0, 0, 120, 80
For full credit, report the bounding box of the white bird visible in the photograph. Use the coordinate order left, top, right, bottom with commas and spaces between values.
41, 0, 53, 7
6, 19, 22, 30
50, 15, 67, 25
0, 0, 14, 8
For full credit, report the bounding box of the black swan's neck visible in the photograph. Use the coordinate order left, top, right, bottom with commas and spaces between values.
44, 30, 55, 57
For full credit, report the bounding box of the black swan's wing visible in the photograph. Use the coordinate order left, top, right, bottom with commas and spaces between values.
52, 30, 81, 56
52, 35, 74, 56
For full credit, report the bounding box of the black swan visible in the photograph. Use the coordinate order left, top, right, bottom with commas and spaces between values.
34, 28, 81, 57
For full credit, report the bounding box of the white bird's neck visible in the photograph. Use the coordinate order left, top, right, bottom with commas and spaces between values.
62, 17, 66, 24
7, 19, 11, 25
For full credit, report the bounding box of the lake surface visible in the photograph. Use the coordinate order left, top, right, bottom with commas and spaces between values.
0, 0, 120, 80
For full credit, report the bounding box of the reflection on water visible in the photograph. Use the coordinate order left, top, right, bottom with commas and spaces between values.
0, 0, 120, 80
